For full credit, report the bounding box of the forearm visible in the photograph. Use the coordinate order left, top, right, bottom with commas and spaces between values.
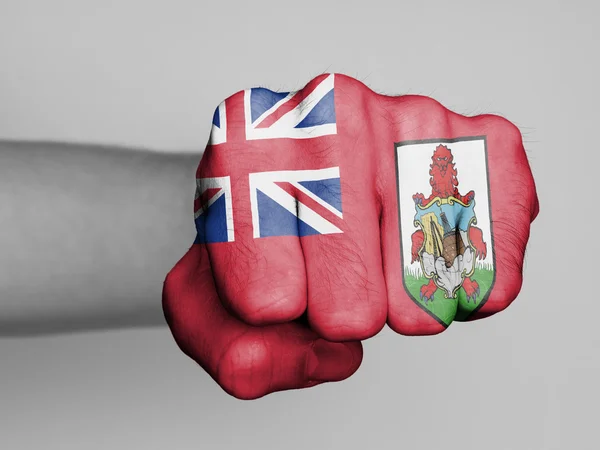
0, 140, 200, 335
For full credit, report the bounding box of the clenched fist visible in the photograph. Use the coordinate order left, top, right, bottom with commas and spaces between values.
163, 73, 539, 399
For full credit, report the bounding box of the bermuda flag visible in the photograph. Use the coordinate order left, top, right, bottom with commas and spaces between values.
194, 176, 234, 244
244, 73, 336, 140
249, 167, 343, 238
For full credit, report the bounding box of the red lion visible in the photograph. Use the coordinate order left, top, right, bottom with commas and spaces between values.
410, 144, 487, 303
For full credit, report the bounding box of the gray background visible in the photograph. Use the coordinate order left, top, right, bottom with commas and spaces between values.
0, 0, 597, 449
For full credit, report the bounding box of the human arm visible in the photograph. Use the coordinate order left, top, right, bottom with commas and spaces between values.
0, 140, 198, 335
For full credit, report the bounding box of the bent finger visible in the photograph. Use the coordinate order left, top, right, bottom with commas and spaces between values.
162, 244, 362, 400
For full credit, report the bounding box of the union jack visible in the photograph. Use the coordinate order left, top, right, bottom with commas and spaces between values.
249, 167, 343, 238
196, 73, 341, 243
244, 73, 336, 140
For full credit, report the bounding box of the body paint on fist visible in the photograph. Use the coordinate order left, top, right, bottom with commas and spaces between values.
195, 73, 388, 338
191, 73, 538, 336
164, 73, 539, 397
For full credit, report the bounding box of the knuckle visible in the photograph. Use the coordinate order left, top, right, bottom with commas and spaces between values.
496, 115, 523, 145
161, 278, 199, 355
161, 274, 178, 320
239, 291, 305, 325
162, 266, 190, 327
216, 334, 272, 400
417, 95, 449, 117
492, 218, 529, 275
220, 257, 306, 324
311, 302, 385, 341
478, 113, 523, 145
315, 316, 384, 342
479, 278, 524, 319
387, 308, 447, 336
306, 239, 386, 340
414, 96, 452, 130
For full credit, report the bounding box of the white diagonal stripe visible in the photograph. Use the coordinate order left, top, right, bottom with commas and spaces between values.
261, 182, 342, 235
273, 73, 334, 130
291, 181, 343, 218
244, 74, 337, 141
194, 189, 224, 219
250, 174, 342, 237
252, 92, 296, 127
194, 176, 234, 242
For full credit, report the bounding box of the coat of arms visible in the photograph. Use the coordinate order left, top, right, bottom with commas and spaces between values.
396, 138, 495, 326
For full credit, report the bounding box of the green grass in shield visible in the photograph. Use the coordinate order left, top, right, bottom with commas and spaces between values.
404, 262, 495, 326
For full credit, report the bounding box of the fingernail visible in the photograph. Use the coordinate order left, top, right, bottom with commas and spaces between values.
307, 339, 356, 382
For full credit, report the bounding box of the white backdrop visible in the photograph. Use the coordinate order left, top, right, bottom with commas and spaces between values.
1, 1, 597, 449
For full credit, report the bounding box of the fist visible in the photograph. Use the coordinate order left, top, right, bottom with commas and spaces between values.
163, 73, 539, 397
163, 245, 362, 400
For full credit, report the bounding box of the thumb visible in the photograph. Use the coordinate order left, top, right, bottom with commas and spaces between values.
163, 244, 362, 400
306, 339, 363, 383
217, 327, 363, 399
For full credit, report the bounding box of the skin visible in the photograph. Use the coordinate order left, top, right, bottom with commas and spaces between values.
190, 73, 540, 336
0, 139, 361, 398
163, 244, 362, 400
1, 74, 540, 400
165, 74, 539, 398
0, 140, 199, 335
